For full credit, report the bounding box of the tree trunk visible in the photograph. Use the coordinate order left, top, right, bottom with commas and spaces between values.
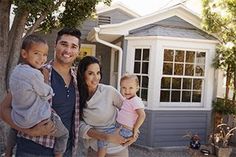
0, 0, 12, 152
6, 10, 29, 88
0, 0, 11, 101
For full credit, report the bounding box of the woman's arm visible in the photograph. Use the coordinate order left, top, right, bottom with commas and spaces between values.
0, 93, 55, 136
79, 120, 126, 144
87, 127, 126, 145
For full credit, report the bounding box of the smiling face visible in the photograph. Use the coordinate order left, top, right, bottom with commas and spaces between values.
54, 34, 80, 65
120, 78, 139, 99
21, 42, 48, 69
84, 63, 101, 93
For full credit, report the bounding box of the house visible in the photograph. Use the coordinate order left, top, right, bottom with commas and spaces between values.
44, 2, 219, 148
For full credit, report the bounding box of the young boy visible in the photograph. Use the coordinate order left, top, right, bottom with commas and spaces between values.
97, 74, 146, 157
4, 35, 69, 157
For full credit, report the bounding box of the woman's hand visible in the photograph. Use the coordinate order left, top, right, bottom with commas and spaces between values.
106, 127, 126, 144
122, 131, 139, 147
25, 119, 56, 136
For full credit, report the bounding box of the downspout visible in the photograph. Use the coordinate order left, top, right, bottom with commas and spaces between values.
94, 27, 123, 90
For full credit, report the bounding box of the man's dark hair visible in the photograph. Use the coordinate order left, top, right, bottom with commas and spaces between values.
56, 27, 82, 48
22, 34, 47, 51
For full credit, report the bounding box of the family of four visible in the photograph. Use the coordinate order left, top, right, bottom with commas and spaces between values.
0, 27, 146, 157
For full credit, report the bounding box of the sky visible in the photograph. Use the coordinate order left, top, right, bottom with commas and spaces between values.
111, 0, 202, 15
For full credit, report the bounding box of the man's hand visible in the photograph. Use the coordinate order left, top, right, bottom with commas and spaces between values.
25, 119, 56, 136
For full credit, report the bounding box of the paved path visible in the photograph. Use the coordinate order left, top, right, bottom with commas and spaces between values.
129, 145, 190, 157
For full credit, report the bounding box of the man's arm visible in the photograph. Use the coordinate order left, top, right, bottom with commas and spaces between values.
0, 93, 55, 136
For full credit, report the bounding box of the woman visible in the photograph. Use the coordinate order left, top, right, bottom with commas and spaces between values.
77, 56, 137, 157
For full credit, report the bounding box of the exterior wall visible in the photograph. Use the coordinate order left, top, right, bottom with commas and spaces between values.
95, 43, 111, 84
129, 16, 216, 40
125, 36, 217, 110
124, 33, 216, 148
136, 110, 212, 147
79, 18, 97, 40
99, 8, 137, 24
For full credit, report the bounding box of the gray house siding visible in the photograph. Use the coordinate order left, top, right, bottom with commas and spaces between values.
136, 110, 212, 148
79, 18, 97, 41
128, 16, 216, 40
95, 43, 111, 84
78, 8, 136, 84
99, 9, 137, 24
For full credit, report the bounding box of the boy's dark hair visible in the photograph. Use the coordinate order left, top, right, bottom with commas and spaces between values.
22, 34, 47, 51
56, 27, 82, 48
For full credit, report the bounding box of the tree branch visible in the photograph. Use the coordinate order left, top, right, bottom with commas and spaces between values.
25, 0, 65, 36
25, 12, 48, 36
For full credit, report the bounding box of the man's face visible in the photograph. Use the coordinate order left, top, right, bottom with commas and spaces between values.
54, 34, 80, 65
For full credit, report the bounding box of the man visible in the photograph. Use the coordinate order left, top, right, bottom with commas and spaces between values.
0, 28, 81, 157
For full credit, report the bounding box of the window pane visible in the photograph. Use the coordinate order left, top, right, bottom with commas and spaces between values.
142, 76, 149, 88
160, 90, 170, 102
171, 91, 181, 102
175, 50, 184, 62
161, 77, 171, 89
134, 62, 140, 73
163, 63, 173, 75
182, 91, 191, 102
135, 49, 142, 60
196, 52, 206, 64
143, 49, 149, 61
195, 65, 205, 76
174, 63, 183, 75
142, 62, 149, 74
172, 78, 181, 89
193, 79, 202, 90
192, 91, 201, 102
141, 88, 148, 101
186, 51, 195, 63
183, 78, 192, 89
164, 49, 174, 61
185, 64, 194, 76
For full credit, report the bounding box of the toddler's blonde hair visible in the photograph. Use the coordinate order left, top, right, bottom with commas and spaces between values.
120, 73, 139, 86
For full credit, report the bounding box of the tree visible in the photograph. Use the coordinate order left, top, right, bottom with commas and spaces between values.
0, 0, 111, 101
202, 0, 236, 100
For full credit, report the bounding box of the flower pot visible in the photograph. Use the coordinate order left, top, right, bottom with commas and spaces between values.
190, 139, 201, 149
215, 147, 232, 157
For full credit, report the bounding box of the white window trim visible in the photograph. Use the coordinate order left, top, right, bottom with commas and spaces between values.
126, 37, 216, 110
160, 49, 206, 106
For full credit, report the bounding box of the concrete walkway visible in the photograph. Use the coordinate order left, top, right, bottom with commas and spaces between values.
129, 145, 190, 157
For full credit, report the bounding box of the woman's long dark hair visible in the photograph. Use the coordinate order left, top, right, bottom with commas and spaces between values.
77, 56, 101, 118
